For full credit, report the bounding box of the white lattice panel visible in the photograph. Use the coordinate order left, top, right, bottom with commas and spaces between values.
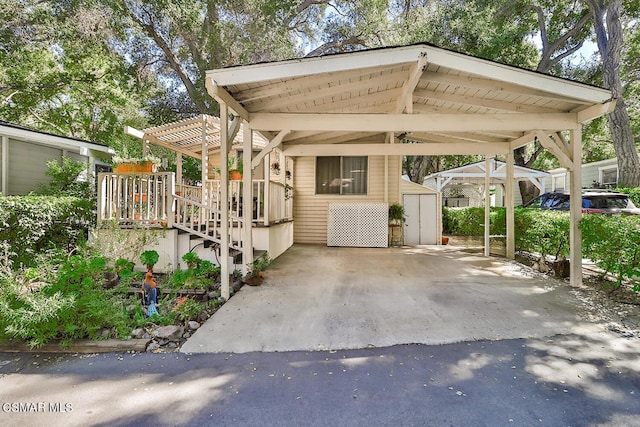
327, 202, 388, 247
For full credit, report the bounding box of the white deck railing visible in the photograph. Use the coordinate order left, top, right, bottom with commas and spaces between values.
98, 173, 292, 227
97, 172, 175, 226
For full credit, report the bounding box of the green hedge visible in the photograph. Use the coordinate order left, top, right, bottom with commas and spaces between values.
0, 195, 95, 268
443, 207, 506, 236
444, 206, 639, 288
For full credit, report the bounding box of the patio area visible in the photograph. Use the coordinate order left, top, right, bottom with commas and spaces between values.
181, 244, 600, 354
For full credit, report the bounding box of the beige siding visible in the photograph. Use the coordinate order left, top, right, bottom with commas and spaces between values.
293, 155, 400, 244
9, 139, 62, 195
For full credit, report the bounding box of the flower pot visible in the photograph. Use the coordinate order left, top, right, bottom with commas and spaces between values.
442, 236, 449, 245
136, 161, 157, 173
229, 171, 243, 180
134, 194, 148, 203
114, 163, 133, 173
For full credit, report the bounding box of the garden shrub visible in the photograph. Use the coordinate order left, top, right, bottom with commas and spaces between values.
0, 195, 94, 268
514, 209, 570, 260
581, 214, 640, 289
0, 245, 132, 347
443, 207, 505, 236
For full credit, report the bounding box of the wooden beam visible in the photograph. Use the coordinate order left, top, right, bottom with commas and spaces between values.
283, 142, 510, 156
249, 112, 579, 133
535, 130, 573, 170
575, 100, 616, 123
141, 133, 202, 160
252, 130, 290, 169
509, 132, 536, 150
395, 53, 428, 114
206, 80, 250, 121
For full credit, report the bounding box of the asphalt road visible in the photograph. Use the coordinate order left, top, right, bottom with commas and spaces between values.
1, 330, 639, 427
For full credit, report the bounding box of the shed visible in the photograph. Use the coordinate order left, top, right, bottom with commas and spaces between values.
401, 177, 442, 245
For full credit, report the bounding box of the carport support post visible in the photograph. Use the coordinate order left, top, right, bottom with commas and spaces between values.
242, 123, 254, 276
220, 104, 230, 301
569, 128, 583, 286
505, 151, 515, 259
484, 156, 492, 257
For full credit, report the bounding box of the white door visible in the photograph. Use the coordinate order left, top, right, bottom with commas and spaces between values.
403, 194, 437, 245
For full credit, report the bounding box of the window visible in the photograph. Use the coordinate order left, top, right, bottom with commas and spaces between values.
316, 156, 368, 195
600, 167, 618, 187
552, 174, 566, 190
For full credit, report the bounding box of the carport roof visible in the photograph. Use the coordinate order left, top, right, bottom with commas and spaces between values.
205, 43, 614, 157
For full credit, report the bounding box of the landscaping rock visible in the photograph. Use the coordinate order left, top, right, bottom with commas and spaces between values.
188, 321, 201, 330
208, 291, 218, 300
147, 342, 161, 352
154, 325, 184, 341
182, 332, 191, 339
131, 328, 145, 339
167, 342, 178, 349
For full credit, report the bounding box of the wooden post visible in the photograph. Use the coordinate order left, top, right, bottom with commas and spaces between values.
242, 123, 254, 276
176, 152, 182, 187
484, 156, 492, 257
569, 128, 583, 286
220, 105, 230, 301
506, 151, 515, 259
263, 152, 270, 226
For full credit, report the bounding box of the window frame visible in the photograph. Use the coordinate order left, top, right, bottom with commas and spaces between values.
599, 166, 618, 188
315, 156, 369, 196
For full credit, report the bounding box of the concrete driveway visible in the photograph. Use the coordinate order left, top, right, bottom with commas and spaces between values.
181, 244, 595, 354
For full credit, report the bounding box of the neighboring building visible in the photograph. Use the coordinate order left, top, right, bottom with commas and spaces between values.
546, 156, 639, 191
0, 121, 114, 195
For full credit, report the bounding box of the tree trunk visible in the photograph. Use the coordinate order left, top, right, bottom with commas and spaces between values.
514, 147, 540, 204
588, 0, 640, 187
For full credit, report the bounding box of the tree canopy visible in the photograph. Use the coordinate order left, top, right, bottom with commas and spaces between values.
1, 0, 639, 188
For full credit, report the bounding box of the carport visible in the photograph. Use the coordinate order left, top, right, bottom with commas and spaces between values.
205, 43, 614, 289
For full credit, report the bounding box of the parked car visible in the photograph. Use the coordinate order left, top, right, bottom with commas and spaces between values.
523, 190, 640, 215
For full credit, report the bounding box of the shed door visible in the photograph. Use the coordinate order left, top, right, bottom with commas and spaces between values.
403, 194, 437, 245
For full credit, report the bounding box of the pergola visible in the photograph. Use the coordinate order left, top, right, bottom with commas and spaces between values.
125, 114, 267, 188
424, 160, 549, 194
204, 43, 613, 296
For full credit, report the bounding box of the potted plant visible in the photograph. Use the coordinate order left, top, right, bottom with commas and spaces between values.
215, 156, 243, 180
244, 252, 271, 286
113, 155, 161, 173
182, 252, 202, 269
140, 250, 160, 273
388, 202, 405, 247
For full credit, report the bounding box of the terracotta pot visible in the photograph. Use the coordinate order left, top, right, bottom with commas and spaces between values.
442, 236, 449, 245
229, 171, 243, 180
114, 163, 133, 173
134, 194, 148, 203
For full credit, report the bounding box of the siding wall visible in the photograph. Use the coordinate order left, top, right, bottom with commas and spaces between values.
2, 138, 89, 195
293, 155, 400, 244
544, 158, 620, 191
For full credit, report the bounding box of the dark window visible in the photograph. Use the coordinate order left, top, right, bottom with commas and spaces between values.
316, 156, 368, 195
